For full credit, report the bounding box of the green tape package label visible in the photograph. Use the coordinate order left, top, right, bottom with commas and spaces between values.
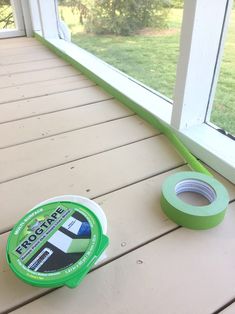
7, 201, 109, 288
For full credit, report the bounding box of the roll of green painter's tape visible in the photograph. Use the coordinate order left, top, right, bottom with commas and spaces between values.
7, 200, 109, 288
161, 171, 229, 230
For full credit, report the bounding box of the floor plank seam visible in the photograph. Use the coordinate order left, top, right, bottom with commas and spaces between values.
0, 64, 71, 77
0, 113, 136, 149
0, 56, 59, 67
0, 37, 234, 314
0, 74, 82, 90
0, 44, 41, 49
0, 97, 114, 125
91, 163, 186, 200
0, 226, 12, 236
0, 83, 97, 106
1, 154, 232, 311
0, 51, 56, 61
4, 227, 181, 314
212, 298, 235, 314
0, 47, 56, 57
0, 134, 161, 185
0, 289, 58, 314
0, 177, 232, 236
0, 44, 41, 50
0, 72, 82, 89
92, 226, 181, 273
0, 162, 185, 236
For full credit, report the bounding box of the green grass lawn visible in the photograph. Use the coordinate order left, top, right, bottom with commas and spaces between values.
212, 11, 235, 135
60, 7, 235, 135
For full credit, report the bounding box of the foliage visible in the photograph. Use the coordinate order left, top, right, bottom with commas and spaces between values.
71, 8, 235, 135
169, 0, 183, 9
85, 0, 170, 35
0, 0, 14, 29
59, 0, 170, 36
58, 0, 89, 24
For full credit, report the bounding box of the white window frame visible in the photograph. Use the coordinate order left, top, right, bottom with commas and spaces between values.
171, 0, 235, 183
0, 0, 25, 38
26, 0, 235, 183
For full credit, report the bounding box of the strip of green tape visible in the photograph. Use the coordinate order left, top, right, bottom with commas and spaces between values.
34, 33, 210, 176
35, 34, 229, 229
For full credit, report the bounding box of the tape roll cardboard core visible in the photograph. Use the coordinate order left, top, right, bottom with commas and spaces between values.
175, 179, 217, 204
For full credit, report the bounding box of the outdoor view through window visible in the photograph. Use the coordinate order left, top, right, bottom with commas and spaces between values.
0, 0, 16, 29
58, 0, 184, 100
211, 4, 235, 137
58, 0, 235, 137
0, 1, 233, 135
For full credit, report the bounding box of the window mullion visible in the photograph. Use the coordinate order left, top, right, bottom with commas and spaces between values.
172, 0, 231, 130
10, 0, 25, 31
37, 0, 59, 39
205, 0, 234, 124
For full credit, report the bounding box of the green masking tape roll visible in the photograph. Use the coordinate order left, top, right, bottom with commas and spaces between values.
161, 171, 229, 229
148, 116, 229, 229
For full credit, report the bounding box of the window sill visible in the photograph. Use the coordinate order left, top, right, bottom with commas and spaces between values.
35, 34, 235, 184
178, 123, 235, 183
0, 29, 25, 39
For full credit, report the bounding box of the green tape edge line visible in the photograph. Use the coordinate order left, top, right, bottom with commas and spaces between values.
34, 33, 211, 176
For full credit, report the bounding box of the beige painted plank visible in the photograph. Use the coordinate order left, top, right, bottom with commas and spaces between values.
220, 303, 235, 314
207, 166, 235, 196
0, 65, 7, 76
0, 100, 133, 148
0, 166, 185, 313
0, 166, 234, 312
0, 58, 68, 76
0, 37, 40, 49
11, 201, 235, 314
0, 135, 183, 232
1, 172, 234, 313
0, 116, 157, 183
0, 50, 57, 65
97, 169, 235, 259
0, 231, 47, 313
0, 65, 80, 89
0, 75, 94, 104
0, 86, 112, 123
0, 45, 52, 57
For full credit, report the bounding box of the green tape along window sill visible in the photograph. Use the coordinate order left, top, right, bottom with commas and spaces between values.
33, 33, 235, 184
33, 33, 230, 230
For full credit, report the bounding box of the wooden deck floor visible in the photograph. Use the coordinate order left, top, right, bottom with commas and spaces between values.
0, 37, 235, 314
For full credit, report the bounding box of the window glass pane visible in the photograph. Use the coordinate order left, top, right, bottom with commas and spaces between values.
58, 0, 183, 100
0, 0, 16, 29
211, 7, 235, 136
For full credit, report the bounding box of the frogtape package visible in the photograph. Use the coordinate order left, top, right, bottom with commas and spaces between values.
6, 196, 109, 288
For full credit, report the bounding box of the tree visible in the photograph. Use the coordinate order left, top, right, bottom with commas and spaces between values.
170, 0, 183, 8
85, 0, 170, 36
58, 0, 89, 25
0, 0, 14, 29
